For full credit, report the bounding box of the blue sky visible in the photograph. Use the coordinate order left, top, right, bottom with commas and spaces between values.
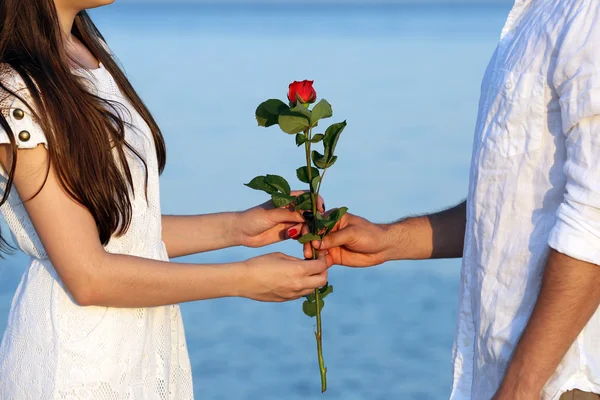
118, 0, 510, 3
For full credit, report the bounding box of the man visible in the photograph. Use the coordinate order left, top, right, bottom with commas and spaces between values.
305, 1, 600, 399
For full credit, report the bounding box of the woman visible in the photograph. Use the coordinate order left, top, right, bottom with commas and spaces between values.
0, 0, 328, 398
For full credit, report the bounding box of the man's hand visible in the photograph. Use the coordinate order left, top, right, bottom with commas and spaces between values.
302, 212, 400, 267
302, 201, 467, 267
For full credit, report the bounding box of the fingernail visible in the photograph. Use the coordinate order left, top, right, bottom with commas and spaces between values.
303, 211, 314, 221
288, 228, 299, 238
323, 203, 326, 211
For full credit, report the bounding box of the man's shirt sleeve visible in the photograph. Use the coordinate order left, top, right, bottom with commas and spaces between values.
548, 1, 600, 265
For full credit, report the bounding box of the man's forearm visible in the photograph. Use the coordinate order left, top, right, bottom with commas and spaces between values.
161, 213, 240, 259
495, 249, 600, 398
385, 200, 466, 260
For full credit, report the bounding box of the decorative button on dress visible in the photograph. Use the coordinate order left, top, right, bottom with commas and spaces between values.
0, 63, 194, 399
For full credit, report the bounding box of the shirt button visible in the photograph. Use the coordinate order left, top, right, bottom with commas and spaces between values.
505, 81, 514, 91
18, 130, 31, 142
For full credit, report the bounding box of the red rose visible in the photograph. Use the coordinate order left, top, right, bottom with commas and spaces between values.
288, 80, 317, 105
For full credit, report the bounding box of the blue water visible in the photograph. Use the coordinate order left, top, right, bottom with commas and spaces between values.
0, 3, 511, 399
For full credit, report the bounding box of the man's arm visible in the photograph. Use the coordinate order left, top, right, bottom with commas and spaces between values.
307, 200, 466, 267
421, 200, 467, 259
384, 200, 467, 260
493, 250, 600, 399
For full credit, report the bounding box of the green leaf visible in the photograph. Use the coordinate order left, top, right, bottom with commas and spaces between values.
297, 233, 321, 244
278, 109, 310, 134
295, 192, 312, 204
317, 207, 348, 234
319, 283, 334, 299
325, 155, 338, 168
311, 99, 333, 125
271, 193, 296, 207
311, 176, 320, 192
318, 207, 348, 234
317, 217, 337, 232
328, 207, 348, 223
310, 134, 324, 143
295, 201, 313, 211
244, 176, 277, 194
291, 103, 312, 120
302, 300, 316, 317
255, 99, 289, 127
296, 134, 307, 147
323, 121, 347, 158
296, 166, 320, 184
305, 285, 332, 302
302, 298, 325, 318
294, 192, 313, 211
312, 150, 328, 169
264, 175, 290, 195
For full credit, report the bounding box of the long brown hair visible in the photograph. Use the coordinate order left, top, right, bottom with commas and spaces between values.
0, 0, 166, 253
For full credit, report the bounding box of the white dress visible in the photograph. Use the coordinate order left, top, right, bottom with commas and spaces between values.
0, 63, 194, 399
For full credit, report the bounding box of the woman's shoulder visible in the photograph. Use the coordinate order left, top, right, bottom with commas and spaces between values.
0, 65, 46, 150
0, 65, 35, 111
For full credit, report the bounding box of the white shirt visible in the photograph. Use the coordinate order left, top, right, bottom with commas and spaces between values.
0, 63, 193, 399
451, 1, 600, 399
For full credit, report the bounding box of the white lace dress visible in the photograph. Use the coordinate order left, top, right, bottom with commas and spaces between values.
0, 64, 194, 399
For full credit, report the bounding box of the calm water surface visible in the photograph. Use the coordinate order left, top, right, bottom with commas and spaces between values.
0, 3, 511, 399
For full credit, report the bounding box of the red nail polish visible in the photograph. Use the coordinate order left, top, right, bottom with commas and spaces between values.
288, 228, 298, 238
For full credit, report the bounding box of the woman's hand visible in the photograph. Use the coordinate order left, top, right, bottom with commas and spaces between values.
238, 252, 329, 302
238, 191, 324, 248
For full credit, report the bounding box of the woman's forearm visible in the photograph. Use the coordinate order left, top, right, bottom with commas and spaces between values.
161, 213, 242, 258
80, 252, 246, 307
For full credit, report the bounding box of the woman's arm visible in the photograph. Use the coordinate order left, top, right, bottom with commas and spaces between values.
161, 213, 242, 258
0, 144, 328, 307
161, 194, 324, 259
161, 208, 300, 258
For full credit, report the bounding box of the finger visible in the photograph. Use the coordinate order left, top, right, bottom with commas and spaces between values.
299, 224, 313, 254
289, 190, 325, 213
296, 223, 310, 243
299, 287, 317, 297
303, 252, 328, 275
303, 242, 313, 259
312, 227, 354, 250
325, 252, 334, 268
285, 223, 303, 240
277, 252, 299, 261
269, 207, 305, 224
304, 270, 328, 289
272, 222, 299, 241
315, 194, 325, 213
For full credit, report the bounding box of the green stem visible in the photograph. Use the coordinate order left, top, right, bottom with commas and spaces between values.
314, 288, 327, 393
303, 127, 327, 393
314, 168, 327, 207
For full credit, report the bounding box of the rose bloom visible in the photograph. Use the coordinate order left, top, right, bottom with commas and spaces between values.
288, 80, 317, 105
